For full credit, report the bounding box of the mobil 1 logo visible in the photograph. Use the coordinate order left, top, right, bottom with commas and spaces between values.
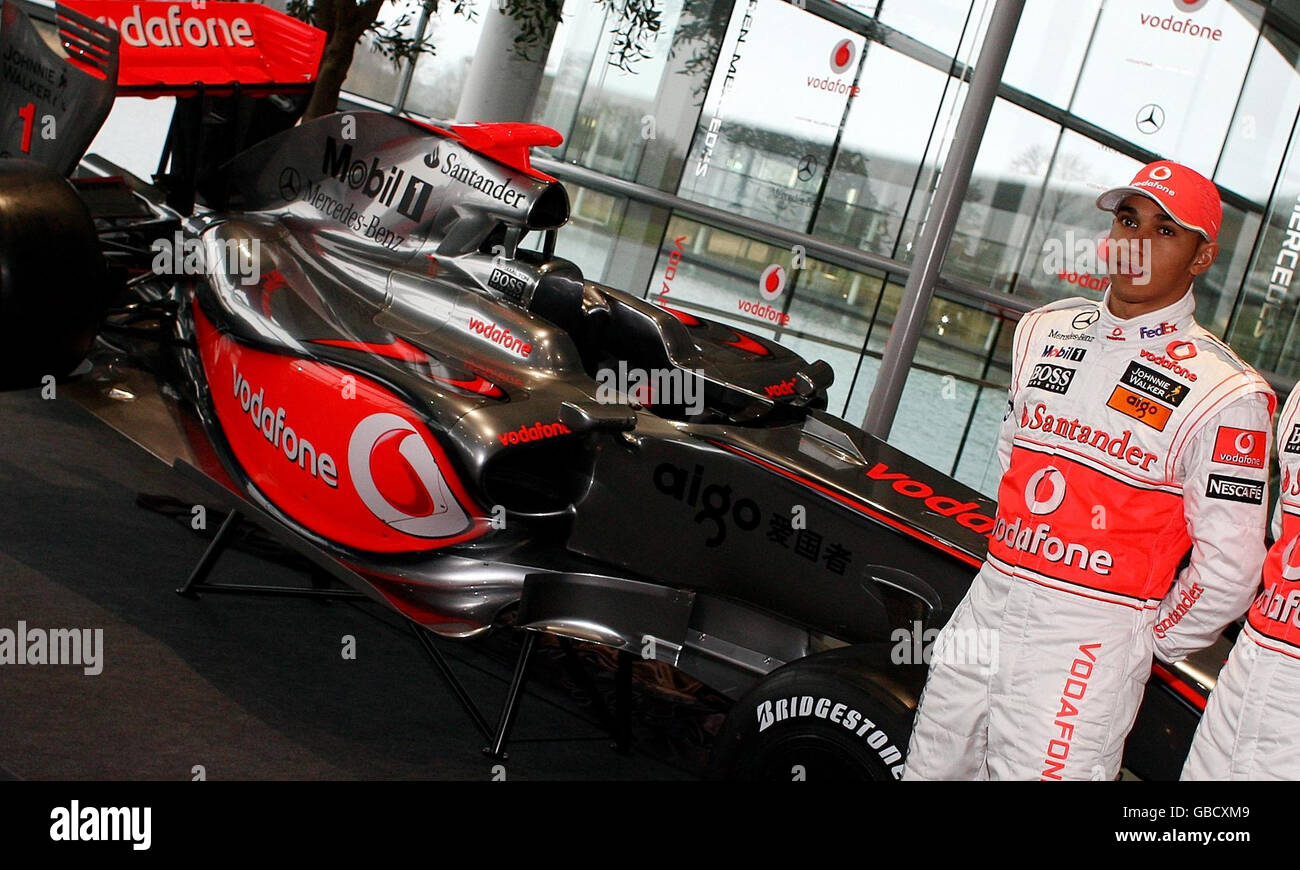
1027, 364, 1074, 395
1205, 474, 1264, 504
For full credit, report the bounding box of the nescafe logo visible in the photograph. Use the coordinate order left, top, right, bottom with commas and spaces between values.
348, 413, 469, 538
829, 39, 855, 74
1025, 467, 1067, 515
759, 264, 787, 301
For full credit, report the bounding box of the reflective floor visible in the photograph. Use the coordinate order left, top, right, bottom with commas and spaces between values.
0, 387, 702, 780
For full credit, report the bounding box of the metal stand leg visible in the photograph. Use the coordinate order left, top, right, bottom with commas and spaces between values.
175, 509, 242, 597
486, 631, 537, 760
409, 622, 493, 742
614, 649, 632, 755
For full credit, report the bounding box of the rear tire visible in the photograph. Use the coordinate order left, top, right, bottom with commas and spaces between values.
0, 159, 110, 388
709, 645, 923, 781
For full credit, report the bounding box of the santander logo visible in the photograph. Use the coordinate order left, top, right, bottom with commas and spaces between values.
347, 413, 468, 538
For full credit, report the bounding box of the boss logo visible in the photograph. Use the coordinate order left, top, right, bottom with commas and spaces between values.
1027, 364, 1075, 395
1286, 423, 1300, 455
488, 267, 531, 301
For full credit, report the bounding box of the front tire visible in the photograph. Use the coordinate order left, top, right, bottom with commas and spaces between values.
709, 645, 924, 781
0, 159, 110, 388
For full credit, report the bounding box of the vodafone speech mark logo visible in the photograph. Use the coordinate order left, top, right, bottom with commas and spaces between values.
1213, 426, 1267, 469
1173, 0, 1209, 12
1025, 467, 1067, 515
759, 264, 787, 302
348, 413, 469, 538
1166, 340, 1196, 361
1284, 537, 1300, 582
1149, 165, 1173, 181
829, 39, 856, 74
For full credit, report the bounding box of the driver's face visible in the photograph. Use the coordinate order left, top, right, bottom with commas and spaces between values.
1105, 195, 1216, 313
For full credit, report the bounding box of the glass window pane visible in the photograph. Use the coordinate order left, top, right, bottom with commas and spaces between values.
1002, 0, 1102, 108
1227, 123, 1300, 379
1216, 25, 1300, 205
343, 0, 428, 108
813, 44, 956, 259
1071, 0, 1262, 173
1012, 131, 1143, 307
876, 0, 976, 59
939, 99, 1061, 293
402, 7, 490, 120
677, 0, 867, 228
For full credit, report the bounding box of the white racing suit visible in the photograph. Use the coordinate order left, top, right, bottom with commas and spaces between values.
1182, 384, 1300, 780
904, 289, 1275, 780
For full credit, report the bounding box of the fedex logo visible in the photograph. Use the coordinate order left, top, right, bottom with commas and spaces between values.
1138, 322, 1177, 339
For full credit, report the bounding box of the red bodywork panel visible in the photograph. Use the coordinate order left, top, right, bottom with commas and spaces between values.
195, 303, 487, 554
61, 1, 324, 95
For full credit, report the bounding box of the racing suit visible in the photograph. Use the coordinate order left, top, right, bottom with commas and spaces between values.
904, 288, 1275, 780
1182, 383, 1300, 780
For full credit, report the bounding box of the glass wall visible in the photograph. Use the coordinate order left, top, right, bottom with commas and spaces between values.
341, 0, 1300, 494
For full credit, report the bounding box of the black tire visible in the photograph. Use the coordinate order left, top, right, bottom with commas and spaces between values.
709, 644, 925, 781
0, 159, 110, 388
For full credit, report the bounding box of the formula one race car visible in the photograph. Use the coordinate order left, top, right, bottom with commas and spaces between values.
0, 0, 1218, 779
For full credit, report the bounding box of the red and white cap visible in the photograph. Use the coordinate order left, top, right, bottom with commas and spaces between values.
1096, 160, 1222, 243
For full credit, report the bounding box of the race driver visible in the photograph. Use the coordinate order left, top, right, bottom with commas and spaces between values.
904, 160, 1276, 780
1182, 381, 1300, 780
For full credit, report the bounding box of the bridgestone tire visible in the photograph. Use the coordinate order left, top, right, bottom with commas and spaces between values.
0, 159, 109, 388
709, 645, 923, 781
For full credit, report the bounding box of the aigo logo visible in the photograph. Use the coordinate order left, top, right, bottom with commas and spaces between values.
829, 39, 856, 74
1025, 467, 1067, 516
759, 264, 787, 301
348, 413, 469, 538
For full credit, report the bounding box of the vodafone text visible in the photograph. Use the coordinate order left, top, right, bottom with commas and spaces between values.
1042, 642, 1100, 780
93, 5, 254, 49
992, 516, 1113, 575
231, 364, 339, 487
